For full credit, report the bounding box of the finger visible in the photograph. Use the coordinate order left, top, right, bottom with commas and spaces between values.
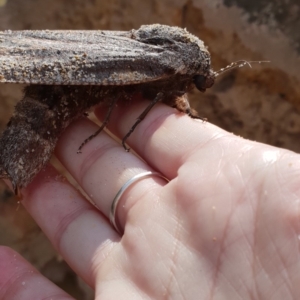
21, 164, 118, 287
94, 96, 231, 178
21, 118, 169, 285
54, 117, 168, 227
0, 246, 73, 299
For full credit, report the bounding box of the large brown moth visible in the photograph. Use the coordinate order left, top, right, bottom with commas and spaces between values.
0, 24, 216, 194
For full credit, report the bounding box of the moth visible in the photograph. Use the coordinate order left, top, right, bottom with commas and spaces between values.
0, 24, 216, 195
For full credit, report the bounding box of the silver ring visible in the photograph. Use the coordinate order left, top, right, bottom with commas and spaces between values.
109, 171, 169, 234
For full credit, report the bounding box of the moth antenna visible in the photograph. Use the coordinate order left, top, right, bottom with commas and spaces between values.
215, 60, 270, 77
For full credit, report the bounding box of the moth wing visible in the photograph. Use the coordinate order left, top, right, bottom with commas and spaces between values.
0, 30, 178, 85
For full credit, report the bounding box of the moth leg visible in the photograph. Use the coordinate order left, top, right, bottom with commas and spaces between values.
0, 168, 20, 196
0, 167, 7, 180
12, 182, 21, 197
122, 92, 164, 151
0, 167, 9, 183
175, 95, 207, 121
77, 96, 118, 153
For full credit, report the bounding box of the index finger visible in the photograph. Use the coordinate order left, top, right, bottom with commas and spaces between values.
94, 97, 230, 178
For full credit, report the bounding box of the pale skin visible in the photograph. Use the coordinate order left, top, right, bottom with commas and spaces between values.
0, 96, 300, 300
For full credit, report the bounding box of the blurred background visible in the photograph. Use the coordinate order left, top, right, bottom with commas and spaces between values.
0, 0, 299, 299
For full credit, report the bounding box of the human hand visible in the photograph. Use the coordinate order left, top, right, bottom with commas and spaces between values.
1, 97, 300, 299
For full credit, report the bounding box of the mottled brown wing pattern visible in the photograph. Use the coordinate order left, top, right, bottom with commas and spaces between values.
0, 30, 177, 85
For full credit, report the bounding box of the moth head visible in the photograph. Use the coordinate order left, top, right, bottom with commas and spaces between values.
193, 70, 215, 92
